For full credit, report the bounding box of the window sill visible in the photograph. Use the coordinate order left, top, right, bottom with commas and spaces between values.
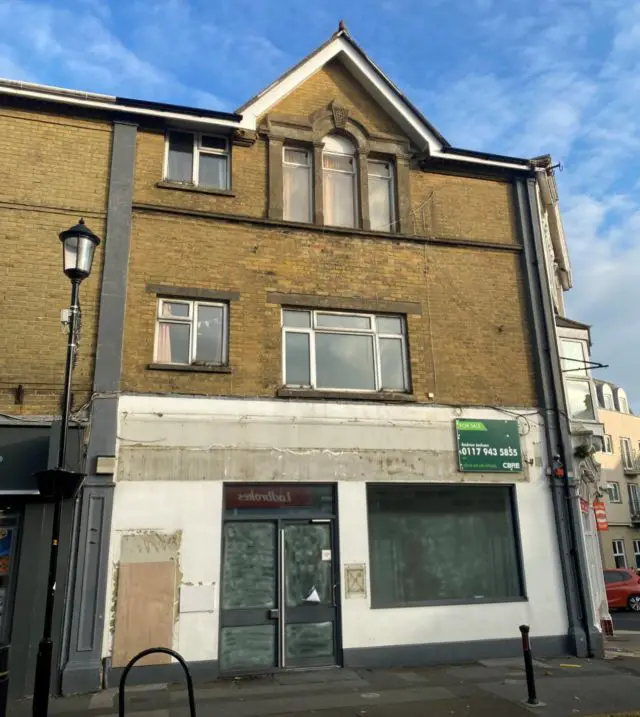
147, 363, 232, 374
277, 388, 415, 403
156, 181, 235, 197
370, 596, 528, 609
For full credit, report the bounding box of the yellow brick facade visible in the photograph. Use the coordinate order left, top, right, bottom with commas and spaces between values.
0, 104, 111, 415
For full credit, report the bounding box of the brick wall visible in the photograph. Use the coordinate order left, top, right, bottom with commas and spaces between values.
0, 104, 111, 415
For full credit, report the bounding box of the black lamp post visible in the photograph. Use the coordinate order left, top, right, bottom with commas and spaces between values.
32, 219, 100, 717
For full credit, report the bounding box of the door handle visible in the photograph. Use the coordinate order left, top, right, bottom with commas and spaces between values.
268, 608, 280, 619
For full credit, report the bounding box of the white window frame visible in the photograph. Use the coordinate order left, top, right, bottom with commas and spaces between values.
164, 131, 230, 189
604, 434, 614, 454
282, 146, 312, 223
607, 482, 621, 503
619, 389, 630, 414
367, 158, 396, 232
322, 136, 358, 228
629, 484, 640, 515
281, 309, 409, 393
153, 298, 228, 366
560, 339, 587, 375
613, 539, 627, 568
603, 384, 615, 410
622, 437, 634, 470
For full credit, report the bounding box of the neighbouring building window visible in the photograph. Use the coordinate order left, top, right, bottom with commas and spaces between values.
629, 485, 640, 517
602, 384, 614, 410
154, 298, 228, 366
323, 135, 357, 228
367, 484, 523, 606
613, 539, 627, 568
560, 340, 595, 421
166, 131, 229, 189
634, 540, 640, 569
368, 159, 395, 231
282, 309, 408, 392
619, 389, 630, 414
604, 434, 614, 454
283, 147, 312, 222
607, 482, 621, 503
621, 438, 634, 470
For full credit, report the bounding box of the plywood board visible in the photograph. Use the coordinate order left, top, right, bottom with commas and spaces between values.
112, 561, 176, 667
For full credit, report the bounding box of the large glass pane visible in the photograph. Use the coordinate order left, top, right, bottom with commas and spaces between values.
195, 304, 224, 364
323, 170, 355, 228
220, 625, 276, 671
316, 314, 370, 330
379, 338, 406, 391
367, 485, 522, 605
167, 131, 193, 182
284, 524, 332, 607
560, 340, 586, 375
285, 332, 311, 386
566, 379, 595, 421
285, 622, 334, 661
221, 523, 276, 609
316, 333, 375, 390
369, 174, 392, 231
199, 153, 227, 189
156, 322, 190, 364
284, 163, 311, 223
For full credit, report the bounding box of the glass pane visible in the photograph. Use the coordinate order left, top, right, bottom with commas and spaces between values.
283, 310, 311, 328
369, 175, 392, 231
316, 333, 375, 390
323, 153, 354, 172
376, 316, 403, 335
379, 338, 406, 391
167, 131, 193, 182
560, 340, 586, 375
284, 524, 332, 607
285, 332, 311, 385
324, 171, 355, 228
316, 314, 370, 330
201, 135, 227, 150
220, 625, 276, 671
221, 523, 276, 609
285, 622, 334, 661
283, 164, 311, 223
156, 322, 190, 364
367, 485, 521, 605
224, 485, 335, 515
161, 301, 190, 318
566, 380, 595, 421
199, 153, 227, 189
284, 148, 310, 166
195, 305, 224, 364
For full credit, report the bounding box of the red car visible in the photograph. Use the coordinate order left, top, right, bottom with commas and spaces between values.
604, 568, 640, 610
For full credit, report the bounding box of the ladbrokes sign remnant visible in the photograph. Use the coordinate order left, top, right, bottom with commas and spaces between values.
225, 486, 313, 509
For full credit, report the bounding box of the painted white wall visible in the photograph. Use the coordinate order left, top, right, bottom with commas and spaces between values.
104, 395, 568, 661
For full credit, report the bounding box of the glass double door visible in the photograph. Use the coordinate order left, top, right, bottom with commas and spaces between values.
220, 519, 339, 673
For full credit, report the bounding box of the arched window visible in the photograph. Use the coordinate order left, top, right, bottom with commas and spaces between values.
618, 388, 629, 414
602, 384, 614, 410
323, 135, 357, 228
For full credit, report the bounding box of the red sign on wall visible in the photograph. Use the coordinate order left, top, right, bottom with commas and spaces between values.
593, 500, 609, 532
225, 486, 313, 509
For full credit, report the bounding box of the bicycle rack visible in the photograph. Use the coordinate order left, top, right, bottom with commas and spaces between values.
118, 647, 197, 717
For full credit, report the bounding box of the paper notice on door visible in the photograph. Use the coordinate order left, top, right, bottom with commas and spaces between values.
305, 587, 321, 603
321, 549, 331, 562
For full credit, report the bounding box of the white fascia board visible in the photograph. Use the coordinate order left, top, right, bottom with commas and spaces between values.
0, 85, 240, 130
431, 150, 531, 171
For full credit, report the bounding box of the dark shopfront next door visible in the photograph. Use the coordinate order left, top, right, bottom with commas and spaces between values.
220, 485, 340, 674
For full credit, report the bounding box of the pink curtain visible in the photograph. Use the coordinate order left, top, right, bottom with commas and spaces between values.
156, 324, 171, 362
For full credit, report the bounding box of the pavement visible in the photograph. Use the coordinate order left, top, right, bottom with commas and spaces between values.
10, 634, 640, 717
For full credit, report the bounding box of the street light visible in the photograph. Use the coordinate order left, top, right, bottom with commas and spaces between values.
32, 219, 100, 717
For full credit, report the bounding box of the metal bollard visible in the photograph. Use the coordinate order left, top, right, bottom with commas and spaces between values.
519, 624, 539, 705
0, 644, 9, 717
118, 647, 196, 717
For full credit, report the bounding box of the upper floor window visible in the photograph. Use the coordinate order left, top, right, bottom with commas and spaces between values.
621, 438, 634, 470
282, 308, 409, 392
283, 147, 312, 223
603, 384, 614, 410
154, 298, 228, 366
166, 131, 229, 190
560, 340, 595, 421
560, 340, 587, 375
604, 434, 614, 454
368, 159, 395, 231
618, 389, 630, 414
607, 481, 621, 502
323, 135, 357, 228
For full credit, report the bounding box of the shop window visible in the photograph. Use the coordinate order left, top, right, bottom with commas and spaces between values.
367, 484, 523, 607
282, 309, 409, 392
612, 539, 627, 568
154, 298, 228, 366
165, 130, 229, 190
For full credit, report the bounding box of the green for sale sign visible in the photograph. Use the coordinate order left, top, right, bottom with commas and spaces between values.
455, 419, 522, 473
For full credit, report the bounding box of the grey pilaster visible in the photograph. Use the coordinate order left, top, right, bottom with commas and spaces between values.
61, 121, 137, 695
514, 177, 602, 658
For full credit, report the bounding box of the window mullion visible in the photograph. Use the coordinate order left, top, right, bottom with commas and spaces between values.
190, 302, 197, 363
309, 328, 317, 389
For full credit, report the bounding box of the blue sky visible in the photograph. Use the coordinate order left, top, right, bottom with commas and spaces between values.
0, 0, 636, 408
